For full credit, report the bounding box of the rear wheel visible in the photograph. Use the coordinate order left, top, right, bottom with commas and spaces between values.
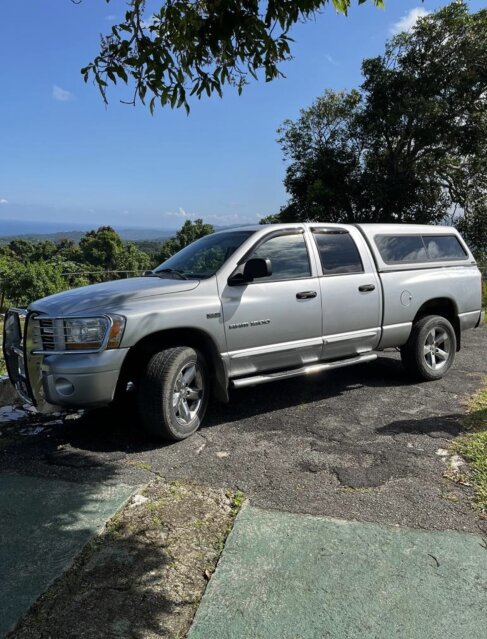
400, 315, 456, 381
138, 346, 209, 441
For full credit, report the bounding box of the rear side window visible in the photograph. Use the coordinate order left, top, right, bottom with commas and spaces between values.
375, 235, 427, 263
423, 236, 467, 260
313, 232, 364, 275
375, 234, 467, 264
249, 233, 311, 281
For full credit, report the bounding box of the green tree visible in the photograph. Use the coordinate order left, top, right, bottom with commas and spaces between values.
79, 226, 125, 271
56, 237, 83, 262
118, 242, 152, 273
155, 218, 215, 263
264, 89, 365, 224
82, 0, 383, 113
1, 262, 68, 307
6, 239, 36, 260
79, 227, 153, 276
456, 206, 487, 264
266, 2, 487, 253
31, 240, 58, 261
0, 229, 156, 306
0, 255, 14, 310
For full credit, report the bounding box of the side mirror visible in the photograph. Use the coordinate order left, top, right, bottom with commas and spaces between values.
228, 258, 272, 285
243, 258, 272, 281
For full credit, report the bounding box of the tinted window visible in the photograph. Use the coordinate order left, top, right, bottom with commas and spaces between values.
313, 232, 364, 275
375, 235, 427, 263
375, 234, 467, 263
250, 233, 311, 281
423, 235, 467, 260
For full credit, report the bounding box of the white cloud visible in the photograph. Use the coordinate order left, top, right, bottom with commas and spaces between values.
164, 207, 190, 219
0, 199, 8, 205
324, 54, 338, 66
390, 7, 430, 35
105, 14, 117, 21
161, 208, 261, 227
52, 85, 74, 102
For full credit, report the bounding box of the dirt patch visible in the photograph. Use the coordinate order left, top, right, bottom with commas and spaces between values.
8, 479, 242, 639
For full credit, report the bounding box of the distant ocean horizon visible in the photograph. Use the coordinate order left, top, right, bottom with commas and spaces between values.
0, 218, 179, 241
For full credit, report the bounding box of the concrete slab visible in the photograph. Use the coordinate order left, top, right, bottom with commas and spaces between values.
0, 474, 134, 637
188, 505, 487, 639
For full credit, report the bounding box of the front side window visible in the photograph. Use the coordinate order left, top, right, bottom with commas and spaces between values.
155, 230, 255, 279
249, 233, 311, 281
313, 232, 364, 275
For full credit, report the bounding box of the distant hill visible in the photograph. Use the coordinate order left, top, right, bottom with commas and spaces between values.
0, 219, 177, 244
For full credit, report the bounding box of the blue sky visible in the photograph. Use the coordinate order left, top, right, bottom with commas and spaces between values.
0, 1, 483, 230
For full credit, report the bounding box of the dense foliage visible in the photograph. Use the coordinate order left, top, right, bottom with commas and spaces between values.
264, 2, 487, 260
0, 221, 214, 308
82, 0, 382, 112
155, 219, 214, 263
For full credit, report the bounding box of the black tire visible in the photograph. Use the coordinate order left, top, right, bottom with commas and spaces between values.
138, 346, 209, 441
400, 314, 456, 381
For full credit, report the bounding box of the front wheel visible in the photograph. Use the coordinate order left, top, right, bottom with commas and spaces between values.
400, 315, 456, 381
138, 346, 209, 441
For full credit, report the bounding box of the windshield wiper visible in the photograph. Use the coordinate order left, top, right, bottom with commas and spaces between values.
155, 268, 189, 280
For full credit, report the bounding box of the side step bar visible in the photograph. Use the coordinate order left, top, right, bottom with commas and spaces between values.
231, 352, 378, 389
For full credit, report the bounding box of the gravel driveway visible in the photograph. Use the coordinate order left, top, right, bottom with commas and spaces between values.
1, 325, 486, 534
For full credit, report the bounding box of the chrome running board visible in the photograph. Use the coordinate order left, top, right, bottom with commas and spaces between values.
231, 352, 378, 389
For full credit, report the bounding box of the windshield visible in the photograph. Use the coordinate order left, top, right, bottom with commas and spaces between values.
154, 230, 256, 279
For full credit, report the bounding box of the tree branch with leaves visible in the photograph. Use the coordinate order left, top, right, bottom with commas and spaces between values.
81, 0, 383, 113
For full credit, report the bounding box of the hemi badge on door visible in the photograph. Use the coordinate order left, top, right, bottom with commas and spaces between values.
206, 312, 221, 319
229, 319, 271, 330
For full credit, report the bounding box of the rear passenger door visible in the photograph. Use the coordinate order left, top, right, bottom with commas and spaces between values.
311, 228, 381, 360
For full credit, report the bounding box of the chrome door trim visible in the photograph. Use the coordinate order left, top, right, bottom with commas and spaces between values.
322, 328, 381, 345
226, 336, 324, 360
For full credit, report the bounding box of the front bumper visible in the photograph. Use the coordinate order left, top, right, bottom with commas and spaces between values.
3, 309, 128, 411
40, 349, 129, 408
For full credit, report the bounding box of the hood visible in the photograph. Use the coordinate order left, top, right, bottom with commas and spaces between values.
29, 276, 200, 316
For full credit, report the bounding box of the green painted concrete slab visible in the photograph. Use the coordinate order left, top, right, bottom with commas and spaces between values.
0, 474, 134, 637
188, 505, 487, 639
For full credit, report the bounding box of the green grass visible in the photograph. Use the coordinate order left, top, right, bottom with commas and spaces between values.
230, 490, 245, 514
451, 383, 487, 513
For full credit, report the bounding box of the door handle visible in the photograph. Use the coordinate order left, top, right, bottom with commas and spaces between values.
296, 291, 317, 299
358, 284, 376, 292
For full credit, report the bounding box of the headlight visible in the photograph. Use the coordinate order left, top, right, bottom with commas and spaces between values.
63, 315, 125, 351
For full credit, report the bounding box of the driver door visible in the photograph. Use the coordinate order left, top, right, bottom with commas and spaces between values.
219, 231, 323, 377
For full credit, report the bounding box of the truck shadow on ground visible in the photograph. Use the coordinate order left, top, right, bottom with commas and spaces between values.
49, 355, 430, 454
376, 414, 464, 438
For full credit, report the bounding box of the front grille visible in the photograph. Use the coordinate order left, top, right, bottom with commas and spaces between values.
38, 318, 56, 351
31, 317, 66, 352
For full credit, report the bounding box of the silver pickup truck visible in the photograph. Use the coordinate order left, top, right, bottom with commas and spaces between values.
4, 223, 484, 441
